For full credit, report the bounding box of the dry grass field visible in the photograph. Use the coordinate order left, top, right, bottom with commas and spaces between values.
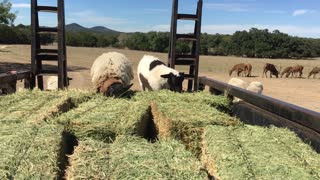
0, 44, 319, 112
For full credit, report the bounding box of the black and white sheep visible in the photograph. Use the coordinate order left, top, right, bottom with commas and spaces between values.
137, 55, 185, 92
91, 52, 134, 97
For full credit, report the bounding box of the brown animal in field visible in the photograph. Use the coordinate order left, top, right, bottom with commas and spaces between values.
280, 66, 293, 78
308, 67, 320, 78
229, 63, 247, 77
290, 65, 304, 78
245, 63, 252, 77
262, 63, 280, 78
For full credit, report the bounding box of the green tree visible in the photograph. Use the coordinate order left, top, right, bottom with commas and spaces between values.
0, 0, 16, 25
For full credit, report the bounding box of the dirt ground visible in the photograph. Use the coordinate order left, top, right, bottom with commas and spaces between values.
0, 45, 319, 112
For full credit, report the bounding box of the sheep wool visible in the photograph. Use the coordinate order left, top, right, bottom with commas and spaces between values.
91, 52, 134, 89
228, 78, 248, 89
246, 81, 263, 94
137, 55, 180, 91
227, 78, 248, 102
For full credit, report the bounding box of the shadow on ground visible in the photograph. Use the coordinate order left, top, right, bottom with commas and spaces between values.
0, 62, 88, 74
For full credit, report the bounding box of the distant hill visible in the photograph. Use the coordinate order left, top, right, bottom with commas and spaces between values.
66, 23, 121, 34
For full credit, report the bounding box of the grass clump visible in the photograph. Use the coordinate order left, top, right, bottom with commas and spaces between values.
202, 125, 320, 179
67, 136, 206, 179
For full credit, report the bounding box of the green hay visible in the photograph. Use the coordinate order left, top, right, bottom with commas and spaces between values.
67, 136, 206, 179
55, 96, 150, 142
1, 89, 319, 179
0, 123, 64, 179
14, 124, 64, 179
0, 89, 93, 124
137, 91, 238, 158
133, 90, 230, 111
203, 125, 320, 179
0, 124, 36, 179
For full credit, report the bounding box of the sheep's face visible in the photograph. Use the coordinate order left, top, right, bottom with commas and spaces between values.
161, 72, 185, 93
100, 81, 133, 98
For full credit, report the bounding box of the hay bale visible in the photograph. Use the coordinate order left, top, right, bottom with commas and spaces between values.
0, 123, 64, 179
0, 89, 93, 124
66, 136, 206, 179
0, 124, 36, 179
202, 125, 320, 179
14, 124, 64, 179
133, 90, 230, 111
55, 96, 150, 142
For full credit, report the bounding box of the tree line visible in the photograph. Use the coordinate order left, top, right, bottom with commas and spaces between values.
1, 0, 320, 59
2, 25, 320, 59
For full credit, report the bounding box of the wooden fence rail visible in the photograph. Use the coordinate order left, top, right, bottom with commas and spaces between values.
199, 76, 320, 133
0, 71, 32, 94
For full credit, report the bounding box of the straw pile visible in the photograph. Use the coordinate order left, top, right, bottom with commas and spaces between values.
66, 136, 206, 179
55, 95, 150, 142
1, 89, 319, 179
133, 91, 238, 157
202, 125, 320, 179
0, 123, 64, 179
0, 89, 93, 124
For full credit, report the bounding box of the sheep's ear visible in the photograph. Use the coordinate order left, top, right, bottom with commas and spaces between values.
161, 73, 174, 79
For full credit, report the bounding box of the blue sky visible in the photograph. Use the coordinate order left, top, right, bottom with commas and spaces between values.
10, 0, 320, 38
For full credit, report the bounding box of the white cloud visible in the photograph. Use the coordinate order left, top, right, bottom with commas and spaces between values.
292, 9, 315, 16
12, 3, 30, 8
68, 11, 130, 26
204, 3, 250, 12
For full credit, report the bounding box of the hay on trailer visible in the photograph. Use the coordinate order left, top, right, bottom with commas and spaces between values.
0, 124, 36, 179
66, 136, 206, 179
137, 91, 238, 157
0, 89, 93, 124
203, 125, 320, 179
55, 96, 151, 142
13, 124, 65, 179
0, 123, 66, 179
133, 90, 230, 111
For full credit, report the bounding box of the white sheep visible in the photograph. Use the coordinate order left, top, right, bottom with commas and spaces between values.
246, 81, 263, 94
227, 78, 248, 102
0, 45, 8, 50
47, 76, 58, 90
228, 78, 248, 89
227, 78, 264, 103
137, 55, 185, 92
91, 52, 134, 97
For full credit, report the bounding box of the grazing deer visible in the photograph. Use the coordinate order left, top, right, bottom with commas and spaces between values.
280, 66, 293, 78
290, 65, 304, 78
229, 63, 247, 77
262, 63, 280, 78
245, 63, 252, 77
308, 67, 320, 79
